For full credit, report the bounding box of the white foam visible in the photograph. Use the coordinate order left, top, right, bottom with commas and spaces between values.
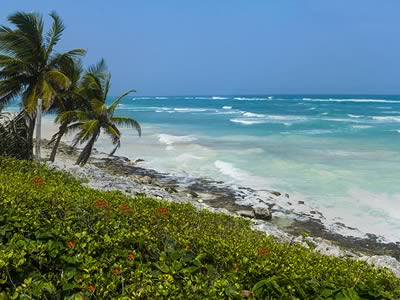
231, 115, 307, 125
158, 134, 197, 145
348, 114, 362, 118
174, 108, 208, 113
382, 111, 400, 114
323, 118, 363, 123
242, 112, 265, 117
234, 97, 271, 101
222, 106, 232, 109
303, 98, 400, 103
372, 116, 400, 122
301, 129, 334, 135
132, 97, 151, 100
155, 97, 168, 100
352, 125, 373, 129
194, 96, 227, 100
230, 119, 266, 125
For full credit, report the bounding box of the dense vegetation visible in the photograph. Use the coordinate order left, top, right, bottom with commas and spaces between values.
0, 158, 399, 299
0, 111, 32, 160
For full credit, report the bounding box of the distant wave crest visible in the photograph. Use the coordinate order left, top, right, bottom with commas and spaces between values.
158, 134, 197, 145
303, 98, 400, 103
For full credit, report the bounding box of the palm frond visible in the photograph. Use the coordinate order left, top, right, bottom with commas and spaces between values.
49, 49, 86, 67
56, 110, 89, 124
107, 89, 136, 116
90, 98, 107, 116
104, 124, 121, 156
0, 78, 23, 107
46, 70, 71, 90
74, 119, 100, 145
45, 12, 65, 57
110, 116, 141, 136
87, 58, 107, 76
8, 12, 44, 50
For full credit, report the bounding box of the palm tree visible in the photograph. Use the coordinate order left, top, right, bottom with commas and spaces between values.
0, 12, 85, 161
48, 58, 84, 162
59, 60, 141, 166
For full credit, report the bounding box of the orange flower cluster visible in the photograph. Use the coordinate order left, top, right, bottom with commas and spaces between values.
258, 247, 269, 256
68, 240, 74, 249
113, 267, 121, 276
31, 176, 45, 187
157, 207, 169, 217
119, 204, 133, 215
88, 284, 95, 294
95, 199, 109, 209
127, 251, 135, 261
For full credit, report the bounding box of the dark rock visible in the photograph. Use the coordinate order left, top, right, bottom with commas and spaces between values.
310, 211, 317, 214
298, 201, 305, 205
253, 207, 272, 221
287, 202, 292, 205
271, 191, 281, 197
285, 193, 290, 198
189, 191, 199, 198
135, 158, 145, 163
165, 186, 178, 193
237, 210, 255, 219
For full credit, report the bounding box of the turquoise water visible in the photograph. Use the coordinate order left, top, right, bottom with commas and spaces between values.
11, 95, 400, 241
107, 95, 400, 242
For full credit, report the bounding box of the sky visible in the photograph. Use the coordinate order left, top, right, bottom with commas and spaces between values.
1, 0, 400, 96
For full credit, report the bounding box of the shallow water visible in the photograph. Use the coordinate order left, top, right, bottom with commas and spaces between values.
10, 95, 400, 242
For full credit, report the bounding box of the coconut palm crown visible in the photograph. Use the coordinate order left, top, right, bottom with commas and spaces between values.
58, 59, 141, 166
0, 11, 85, 159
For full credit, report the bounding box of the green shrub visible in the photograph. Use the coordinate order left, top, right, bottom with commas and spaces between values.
0, 157, 399, 299
0, 112, 33, 160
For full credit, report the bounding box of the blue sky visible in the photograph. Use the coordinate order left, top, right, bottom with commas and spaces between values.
1, 0, 399, 95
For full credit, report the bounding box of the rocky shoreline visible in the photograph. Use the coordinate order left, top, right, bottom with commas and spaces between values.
43, 140, 400, 277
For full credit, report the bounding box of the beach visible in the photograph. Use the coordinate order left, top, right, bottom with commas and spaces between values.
38, 111, 400, 277
32, 95, 400, 244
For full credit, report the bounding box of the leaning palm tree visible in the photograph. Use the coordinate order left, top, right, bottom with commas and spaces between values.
48, 58, 84, 162
59, 60, 141, 166
0, 12, 85, 161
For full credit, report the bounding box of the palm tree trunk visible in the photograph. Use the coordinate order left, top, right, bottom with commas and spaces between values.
49, 122, 68, 162
35, 98, 42, 162
76, 134, 97, 166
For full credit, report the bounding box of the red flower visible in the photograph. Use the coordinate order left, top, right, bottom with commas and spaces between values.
157, 207, 169, 217
88, 284, 95, 294
31, 176, 45, 187
68, 240, 74, 249
95, 199, 109, 209
113, 267, 121, 276
119, 204, 133, 215
127, 251, 135, 261
258, 247, 269, 256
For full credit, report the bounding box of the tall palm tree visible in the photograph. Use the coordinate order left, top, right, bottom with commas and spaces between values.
59, 60, 141, 166
0, 12, 85, 161
48, 58, 84, 162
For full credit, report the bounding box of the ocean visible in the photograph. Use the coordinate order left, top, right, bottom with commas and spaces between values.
10, 95, 400, 242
